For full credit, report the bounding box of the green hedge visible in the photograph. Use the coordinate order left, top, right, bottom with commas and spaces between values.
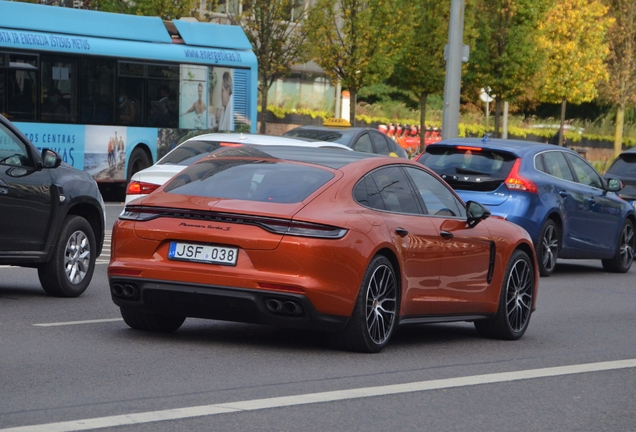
263, 106, 635, 149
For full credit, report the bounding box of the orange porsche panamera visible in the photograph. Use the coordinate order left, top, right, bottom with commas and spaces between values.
108, 145, 539, 352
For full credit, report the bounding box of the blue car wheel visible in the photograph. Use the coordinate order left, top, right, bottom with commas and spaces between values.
537, 219, 559, 277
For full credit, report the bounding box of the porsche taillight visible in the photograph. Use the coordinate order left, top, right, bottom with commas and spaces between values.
505, 159, 537, 193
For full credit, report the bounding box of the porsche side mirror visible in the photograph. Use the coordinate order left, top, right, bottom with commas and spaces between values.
466, 201, 491, 227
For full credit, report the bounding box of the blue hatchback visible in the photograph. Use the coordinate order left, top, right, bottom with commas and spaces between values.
418, 137, 635, 276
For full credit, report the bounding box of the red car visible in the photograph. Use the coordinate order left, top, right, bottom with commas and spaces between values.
108, 145, 538, 352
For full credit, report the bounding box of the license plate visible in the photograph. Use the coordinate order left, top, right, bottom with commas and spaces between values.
168, 242, 238, 266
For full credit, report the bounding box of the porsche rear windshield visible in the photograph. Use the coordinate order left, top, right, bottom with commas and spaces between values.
164, 158, 334, 203
158, 140, 224, 166
419, 147, 516, 191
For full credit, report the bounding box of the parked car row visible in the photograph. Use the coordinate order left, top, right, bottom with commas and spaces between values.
2, 110, 634, 353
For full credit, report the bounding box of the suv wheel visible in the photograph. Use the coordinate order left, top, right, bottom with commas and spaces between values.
38, 215, 96, 297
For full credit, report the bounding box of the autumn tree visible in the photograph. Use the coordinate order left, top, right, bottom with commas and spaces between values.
465, 0, 551, 138
305, 0, 410, 126
599, 0, 636, 157
389, 0, 448, 152
93, 0, 198, 20
536, 0, 613, 146
222, 1, 312, 133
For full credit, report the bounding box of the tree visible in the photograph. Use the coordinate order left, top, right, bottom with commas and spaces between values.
389, 0, 449, 152
465, 0, 551, 138
599, 0, 636, 157
305, 0, 410, 126
222, 1, 312, 133
536, 0, 613, 146
93, 0, 198, 20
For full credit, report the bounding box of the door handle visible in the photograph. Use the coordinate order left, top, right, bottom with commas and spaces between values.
440, 230, 454, 239
558, 190, 567, 197
0, 179, 7, 195
395, 227, 408, 236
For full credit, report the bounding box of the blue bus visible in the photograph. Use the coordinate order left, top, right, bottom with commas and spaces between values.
0, 1, 258, 196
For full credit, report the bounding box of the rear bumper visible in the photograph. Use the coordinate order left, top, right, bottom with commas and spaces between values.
109, 277, 348, 332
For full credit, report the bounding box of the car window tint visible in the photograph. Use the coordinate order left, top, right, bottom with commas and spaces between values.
0, 122, 32, 167
164, 159, 334, 203
564, 153, 603, 189
606, 154, 636, 178
419, 147, 515, 192
370, 131, 390, 154
404, 166, 466, 217
353, 174, 386, 210
368, 166, 420, 214
352, 133, 373, 153
283, 129, 349, 144
158, 140, 223, 165
538, 151, 574, 181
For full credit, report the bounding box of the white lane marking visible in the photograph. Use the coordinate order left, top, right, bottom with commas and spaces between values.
2, 359, 635, 432
33, 318, 123, 327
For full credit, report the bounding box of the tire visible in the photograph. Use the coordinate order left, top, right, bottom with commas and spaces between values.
126, 147, 151, 182
328, 255, 398, 353
602, 219, 635, 273
38, 216, 96, 297
475, 249, 534, 340
120, 307, 185, 332
537, 219, 559, 277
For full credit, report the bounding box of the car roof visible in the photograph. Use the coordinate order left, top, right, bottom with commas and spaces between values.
199, 144, 380, 170
184, 133, 352, 151
427, 137, 569, 157
290, 125, 376, 133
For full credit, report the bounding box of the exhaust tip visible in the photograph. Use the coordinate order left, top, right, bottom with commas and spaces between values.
266, 298, 283, 313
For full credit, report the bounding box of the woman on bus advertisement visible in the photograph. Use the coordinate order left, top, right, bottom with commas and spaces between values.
208, 67, 234, 132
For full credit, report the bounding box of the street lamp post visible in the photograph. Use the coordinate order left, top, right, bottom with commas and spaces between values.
442, 0, 466, 140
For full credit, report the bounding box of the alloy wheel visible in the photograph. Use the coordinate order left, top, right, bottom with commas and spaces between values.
618, 223, 635, 269
541, 224, 558, 273
64, 230, 91, 285
506, 258, 533, 332
365, 264, 397, 345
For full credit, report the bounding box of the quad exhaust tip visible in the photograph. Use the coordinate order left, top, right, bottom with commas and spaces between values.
265, 298, 303, 316
111, 283, 140, 300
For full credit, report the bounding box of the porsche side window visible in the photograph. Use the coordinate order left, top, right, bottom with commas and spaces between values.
404, 166, 466, 217
369, 166, 421, 214
353, 175, 385, 210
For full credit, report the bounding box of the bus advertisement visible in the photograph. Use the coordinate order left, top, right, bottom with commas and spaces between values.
0, 1, 258, 198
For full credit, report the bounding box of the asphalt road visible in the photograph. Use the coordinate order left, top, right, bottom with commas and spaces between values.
1, 203, 635, 431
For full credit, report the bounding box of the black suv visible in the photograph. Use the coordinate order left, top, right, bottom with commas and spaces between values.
0, 114, 105, 297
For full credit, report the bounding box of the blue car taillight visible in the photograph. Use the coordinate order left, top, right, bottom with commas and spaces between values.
505, 159, 538, 193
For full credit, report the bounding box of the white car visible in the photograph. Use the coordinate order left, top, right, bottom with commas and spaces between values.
125, 133, 352, 203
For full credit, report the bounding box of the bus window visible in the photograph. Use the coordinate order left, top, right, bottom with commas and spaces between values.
118, 78, 143, 126
79, 58, 116, 125
147, 65, 179, 128
41, 56, 77, 123
7, 54, 38, 121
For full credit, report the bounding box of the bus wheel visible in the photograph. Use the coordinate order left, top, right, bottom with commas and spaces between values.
127, 147, 151, 181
